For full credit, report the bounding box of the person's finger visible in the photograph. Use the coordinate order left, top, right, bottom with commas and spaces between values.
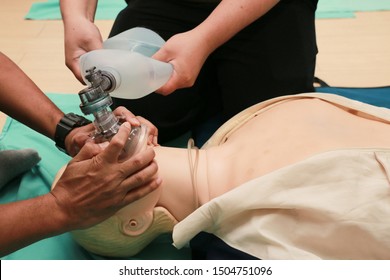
122, 176, 162, 205
117, 147, 156, 179
129, 118, 141, 127
155, 70, 183, 95
71, 141, 103, 162
134, 116, 159, 145
99, 122, 132, 163
66, 57, 85, 84
122, 157, 158, 190
73, 66, 85, 84
113, 106, 135, 117
119, 157, 161, 205
66, 124, 95, 156
113, 106, 139, 124
111, 105, 158, 145
151, 46, 170, 62
135, 116, 155, 131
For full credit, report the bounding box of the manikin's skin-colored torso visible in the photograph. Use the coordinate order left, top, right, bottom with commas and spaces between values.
155, 98, 390, 221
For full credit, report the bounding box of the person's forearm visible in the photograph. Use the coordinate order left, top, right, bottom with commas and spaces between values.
0, 52, 63, 139
194, 0, 280, 53
60, 0, 98, 22
60, 0, 103, 83
0, 194, 68, 257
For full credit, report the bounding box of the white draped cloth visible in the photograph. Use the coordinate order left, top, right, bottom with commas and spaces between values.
172, 93, 390, 259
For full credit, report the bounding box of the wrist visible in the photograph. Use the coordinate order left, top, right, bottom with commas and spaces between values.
60, 0, 98, 22
54, 113, 92, 154
41, 192, 74, 234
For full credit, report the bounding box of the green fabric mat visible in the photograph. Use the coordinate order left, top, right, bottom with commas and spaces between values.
0, 93, 191, 260
25, 0, 390, 20
316, 0, 390, 19
25, 0, 126, 20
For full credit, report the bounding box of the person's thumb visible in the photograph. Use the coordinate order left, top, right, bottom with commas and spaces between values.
72, 141, 103, 162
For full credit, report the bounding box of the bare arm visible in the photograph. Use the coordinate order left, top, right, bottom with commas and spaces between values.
197, 0, 279, 52
0, 123, 161, 257
60, 0, 103, 83
0, 192, 69, 256
0, 51, 93, 154
60, 0, 98, 21
154, 0, 280, 95
0, 52, 63, 139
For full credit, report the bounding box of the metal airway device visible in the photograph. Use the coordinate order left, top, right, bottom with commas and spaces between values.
78, 67, 148, 159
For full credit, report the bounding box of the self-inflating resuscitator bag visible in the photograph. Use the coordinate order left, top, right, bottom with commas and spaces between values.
79, 27, 173, 99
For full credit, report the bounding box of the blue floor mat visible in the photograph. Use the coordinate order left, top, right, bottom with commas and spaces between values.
315, 85, 390, 109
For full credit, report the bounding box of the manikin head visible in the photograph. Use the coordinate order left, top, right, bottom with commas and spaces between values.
70, 186, 177, 257
51, 125, 177, 257
52, 165, 178, 257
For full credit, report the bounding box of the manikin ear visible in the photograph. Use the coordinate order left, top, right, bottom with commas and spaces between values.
70, 187, 178, 257
116, 187, 162, 236
51, 164, 161, 237
71, 206, 178, 257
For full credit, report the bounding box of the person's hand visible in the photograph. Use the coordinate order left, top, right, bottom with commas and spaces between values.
113, 106, 159, 147
152, 30, 212, 95
63, 18, 103, 83
65, 107, 159, 157
51, 122, 161, 230
65, 123, 95, 157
